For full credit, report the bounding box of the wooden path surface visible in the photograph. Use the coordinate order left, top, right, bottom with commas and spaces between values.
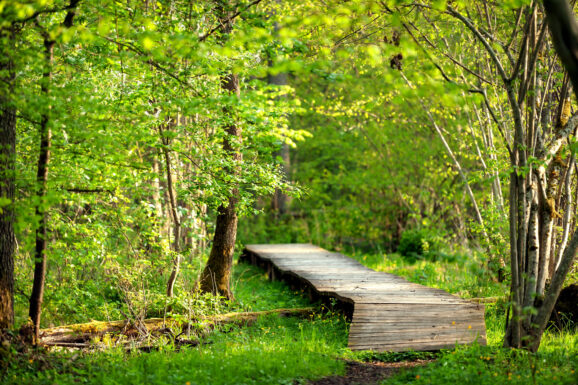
241, 243, 486, 352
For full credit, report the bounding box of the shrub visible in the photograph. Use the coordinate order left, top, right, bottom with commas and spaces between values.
397, 229, 444, 262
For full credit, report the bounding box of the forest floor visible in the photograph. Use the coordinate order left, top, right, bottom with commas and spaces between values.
3, 251, 578, 384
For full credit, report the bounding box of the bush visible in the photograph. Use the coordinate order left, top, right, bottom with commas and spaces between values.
397, 229, 444, 262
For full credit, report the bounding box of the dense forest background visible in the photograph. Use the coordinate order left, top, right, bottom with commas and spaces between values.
2, 1, 578, 380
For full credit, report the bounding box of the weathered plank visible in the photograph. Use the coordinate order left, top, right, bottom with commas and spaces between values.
242, 243, 486, 352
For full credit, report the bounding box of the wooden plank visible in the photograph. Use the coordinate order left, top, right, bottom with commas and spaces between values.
349, 335, 486, 349
349, 318, 484, 326
347, 297, 470, 303
349, 323, 486, 334
348, 332, 484, 344
298, 272, 405, 278
351, 311, 484, 319
349, 323, 486, 333
262, 254, 354, 260
262, 260, 366, 267
342, 289, 460, 296
348, 337, 486, 352
354, 303, 484, 311
349, 317, 486, 327
350, 319, 485, 327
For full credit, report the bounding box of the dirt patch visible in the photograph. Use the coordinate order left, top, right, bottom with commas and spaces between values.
308, 359, 434, 385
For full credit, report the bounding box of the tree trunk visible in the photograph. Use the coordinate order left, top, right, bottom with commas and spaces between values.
160, 122, 182, 298
28, 1, 79, 340
498, 0, 578, 351
269, 65, 291, 215
199, 2, 242, 300
29, 37, 55, 341
199, 73, 241, 300
0, 26, 16, 329
272, 142, 290, 215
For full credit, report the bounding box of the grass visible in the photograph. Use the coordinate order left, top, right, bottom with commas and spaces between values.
2, 262, 348, 385
231, 263, 313, 312
387, 337, 578, 385
4, 315, 346, 385
3, 249, 578, 385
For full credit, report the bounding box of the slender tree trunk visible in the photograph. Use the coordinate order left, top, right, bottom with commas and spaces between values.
29, 0, 79, 340
400, 72, 489, 241
151, 153, 166, 233
0, 25, 16, 329
555, 156, 574, 270
269, 54, 291, 215
29, 37, 54, 341
272, 141, 290, 214
199, 2, 242, 300
160, 122, 182, 297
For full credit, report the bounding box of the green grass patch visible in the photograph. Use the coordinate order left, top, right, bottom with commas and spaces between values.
230, 263, 313, 312
386, 336, 578, 385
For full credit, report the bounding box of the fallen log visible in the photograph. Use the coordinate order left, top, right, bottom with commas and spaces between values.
40, 307, 316, 345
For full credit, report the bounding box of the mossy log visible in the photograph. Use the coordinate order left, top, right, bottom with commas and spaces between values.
40, 307, 316, 345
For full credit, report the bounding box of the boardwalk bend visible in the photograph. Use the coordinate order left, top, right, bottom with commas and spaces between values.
241, 243, 487, 352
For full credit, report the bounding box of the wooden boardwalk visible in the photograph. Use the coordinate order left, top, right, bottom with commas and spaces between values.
241, 243, 486, 352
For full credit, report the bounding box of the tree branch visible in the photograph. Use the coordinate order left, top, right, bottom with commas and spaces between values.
13, 1, 80, 25
446, 5, 509, 84
101, 36, 200, 94
199, 0, 264, 42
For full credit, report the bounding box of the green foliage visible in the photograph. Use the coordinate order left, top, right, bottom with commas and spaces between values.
387, 341, 578, 385
231, 263, 312, 312
4, 0, 312, 328
397, 229, 444, 262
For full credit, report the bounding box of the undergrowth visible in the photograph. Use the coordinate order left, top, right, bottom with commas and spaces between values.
3, 315, 347, 385
3, 249, 578, 384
